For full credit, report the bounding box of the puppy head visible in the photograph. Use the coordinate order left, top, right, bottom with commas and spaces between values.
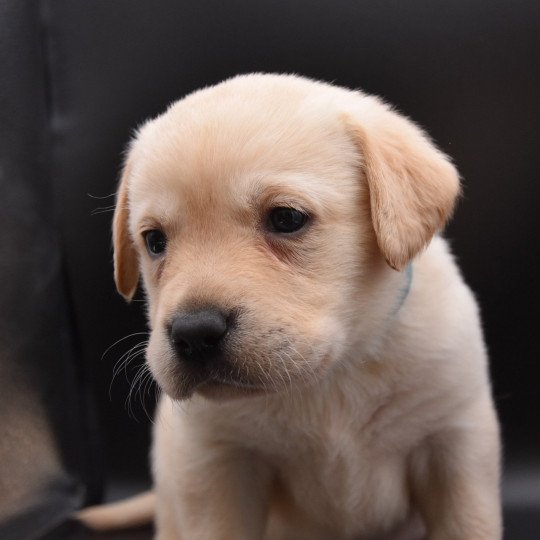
112, 74, 459, 400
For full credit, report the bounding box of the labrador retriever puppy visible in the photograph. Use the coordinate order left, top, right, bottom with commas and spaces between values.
80, 74, 501, 539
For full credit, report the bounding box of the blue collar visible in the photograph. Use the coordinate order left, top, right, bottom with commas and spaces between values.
393, 263, 413, 315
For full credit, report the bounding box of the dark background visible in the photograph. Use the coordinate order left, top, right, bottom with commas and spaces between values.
1, 1, 539, 538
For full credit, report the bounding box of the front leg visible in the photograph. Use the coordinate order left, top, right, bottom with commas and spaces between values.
410, 397, 502, 540
153, 402, 272, 540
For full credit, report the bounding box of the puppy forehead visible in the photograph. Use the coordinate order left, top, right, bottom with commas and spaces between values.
127, 77, 361, 223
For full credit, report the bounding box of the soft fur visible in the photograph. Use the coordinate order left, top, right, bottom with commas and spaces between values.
82, 74, 501, 539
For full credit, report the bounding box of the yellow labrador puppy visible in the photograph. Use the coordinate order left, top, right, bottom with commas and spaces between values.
80, 74, 501, 539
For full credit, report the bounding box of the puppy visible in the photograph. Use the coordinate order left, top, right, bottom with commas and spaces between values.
81, 74, 501, 539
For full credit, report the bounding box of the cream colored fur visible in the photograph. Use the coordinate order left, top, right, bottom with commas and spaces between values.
80, 74, 501, 539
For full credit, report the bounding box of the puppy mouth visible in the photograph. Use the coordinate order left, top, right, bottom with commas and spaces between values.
171, 373, 267, 401
210, 376, 263, 389
166, 359, 267, 400
153, 331, 327, 400
197, 376, 267, 397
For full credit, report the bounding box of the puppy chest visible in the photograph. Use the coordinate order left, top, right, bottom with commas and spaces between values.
269, 441, 410, 535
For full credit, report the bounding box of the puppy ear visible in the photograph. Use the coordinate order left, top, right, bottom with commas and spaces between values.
112, 159, 139, 301
347, 99, 460, 270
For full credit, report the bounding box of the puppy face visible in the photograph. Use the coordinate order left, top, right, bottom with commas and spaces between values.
113, 74, 459, 400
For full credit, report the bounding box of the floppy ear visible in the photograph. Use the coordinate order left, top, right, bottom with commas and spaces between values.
112, 160, 139, 301
347, 98, 460, 270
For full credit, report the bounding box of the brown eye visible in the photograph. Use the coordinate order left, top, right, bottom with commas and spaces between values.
144, 229, 167, 257
268, 207, 308, 234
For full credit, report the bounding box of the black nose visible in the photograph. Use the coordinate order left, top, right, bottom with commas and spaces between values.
170, 308, 228, 362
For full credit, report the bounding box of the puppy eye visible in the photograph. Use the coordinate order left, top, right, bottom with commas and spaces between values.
268, 207, 309, 234
144, 229, 167, 257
